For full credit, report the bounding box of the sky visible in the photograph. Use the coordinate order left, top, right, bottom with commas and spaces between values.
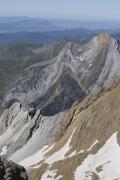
0, 0, 120, 21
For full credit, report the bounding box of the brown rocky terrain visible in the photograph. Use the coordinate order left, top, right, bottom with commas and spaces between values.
27, 82, 120, 179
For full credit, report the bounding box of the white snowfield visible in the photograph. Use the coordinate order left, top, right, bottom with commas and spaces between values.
75, 132, 120, 180
19, 145, 54, 168
20, 129, 76, 168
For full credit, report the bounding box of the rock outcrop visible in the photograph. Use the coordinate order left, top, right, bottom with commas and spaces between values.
0, 157, 28, 180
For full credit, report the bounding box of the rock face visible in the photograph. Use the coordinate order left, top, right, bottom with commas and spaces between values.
1, 33, 120, 180
2, 33, 113, 113
0, 157, 28, 180
0, 39, 66, 97
0, 102, 71, 163
2, 33, 120, 115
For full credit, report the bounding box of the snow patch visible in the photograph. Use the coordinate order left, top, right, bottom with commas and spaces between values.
87, 140, 98, 152
67, 140, 98, 158
74, 132, 120, 180
68, 150, 77, 158
45, 129, 75, 165
0, 146, 8, 156
20, 145, 54, 168
80, 56, 84, 62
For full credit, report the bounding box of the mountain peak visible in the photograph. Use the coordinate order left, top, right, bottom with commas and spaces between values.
91, 32, 111, 52
98, 32, 111, 44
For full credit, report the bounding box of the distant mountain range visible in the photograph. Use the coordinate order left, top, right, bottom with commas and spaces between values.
0, 17, 120, 44
0, 28, 119, 44
0, 17, 58, 33
0, 17, 120, 33
0, 29, 95, 44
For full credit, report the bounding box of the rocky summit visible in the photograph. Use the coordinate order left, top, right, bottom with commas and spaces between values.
0, 33, 120, 179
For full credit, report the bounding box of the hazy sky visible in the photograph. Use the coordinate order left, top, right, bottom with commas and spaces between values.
0, 0, 120, 21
